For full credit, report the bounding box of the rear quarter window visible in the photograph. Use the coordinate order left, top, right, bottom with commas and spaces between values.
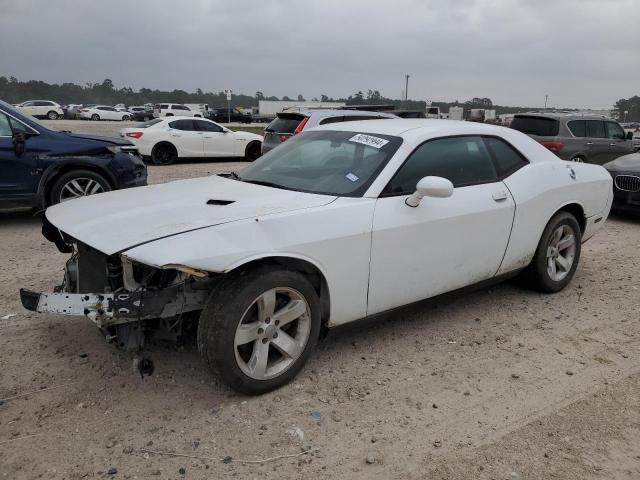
510, 116, 559, 137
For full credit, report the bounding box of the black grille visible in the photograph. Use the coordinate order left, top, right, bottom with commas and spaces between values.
615, 175, 640, 192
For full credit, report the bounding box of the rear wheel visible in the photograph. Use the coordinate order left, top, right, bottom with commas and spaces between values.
197, 267, 321, 394
47, 111, 59, 120
122, 115, 131, 121
49, 170, 111, 205
571, 156, 585, 163
151, 143, 178, 165
245, 142, 262, 161
523, 211, 581, 292
91, 114, 100, 121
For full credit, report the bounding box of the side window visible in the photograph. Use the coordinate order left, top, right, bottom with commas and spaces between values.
383, 136, 498, 195
21, 101, 34, 107
168, 119, 195, 131
586, 120, 606, 138
194, 120, 222, 132
172, 105, 188, 110
483, 137, 528, 177
567, 120, 586, 137
0, 113, 12, 136
605, 121, 625, 140
160, 104, 169, 109
9, 117, 29, 134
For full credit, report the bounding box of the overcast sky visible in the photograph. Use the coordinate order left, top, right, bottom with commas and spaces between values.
1, 0, 638, 107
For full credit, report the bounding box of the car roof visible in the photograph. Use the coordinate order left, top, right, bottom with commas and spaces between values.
312, 119, 553, 163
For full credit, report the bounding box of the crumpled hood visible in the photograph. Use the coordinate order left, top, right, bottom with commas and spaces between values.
63, 132, 132, 146
604, 153, 640, 172
45, 175, 336, 255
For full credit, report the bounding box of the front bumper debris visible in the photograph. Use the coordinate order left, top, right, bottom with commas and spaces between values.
21, 289, 115, 324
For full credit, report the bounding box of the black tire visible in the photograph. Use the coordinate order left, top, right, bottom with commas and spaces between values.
523, 211, 582, 293
47, 111, 59, 120
571, 156, 585, 163
245, 142, 262, 161
197, 266, 321, 395
151, 143, 178, 165
48, 169, 111, 206
91, 114, 100, 121
165, 113, 173, 117
122, 115, 131, 121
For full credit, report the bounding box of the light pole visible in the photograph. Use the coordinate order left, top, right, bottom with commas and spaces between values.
544, 94, 548, 109
624, 110, 629, 122
224, 88, 232, 123
405, 75, 410, 103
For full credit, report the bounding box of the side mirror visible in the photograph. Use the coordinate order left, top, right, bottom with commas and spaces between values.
627, 131, 634, 140
405, 176, 454, 207
12, 132, 26, 157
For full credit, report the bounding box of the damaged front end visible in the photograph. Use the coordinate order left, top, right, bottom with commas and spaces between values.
21, 235, 217, 351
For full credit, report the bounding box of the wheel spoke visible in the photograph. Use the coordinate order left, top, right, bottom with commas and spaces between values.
247, 340, 269, 377
557, 234, 574, 251
273, 299, 306, 327
551, 228, 562, 246
547, 257, 557, 277
555, 254, 571, 272
271, 330, 303, 359
257, 289, 276, 322
67, 180, 85, 197
235, 321, 261, 346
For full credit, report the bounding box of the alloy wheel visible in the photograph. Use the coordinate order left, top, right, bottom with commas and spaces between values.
546, 225, 576, 281
59, 178, 105, 202
234, 287, 311, 380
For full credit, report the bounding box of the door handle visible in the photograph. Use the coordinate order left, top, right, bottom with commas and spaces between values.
492, 191, 509, 201
203, 136, 212, 139
586, 142, 594, 145
609, 143, 616, 146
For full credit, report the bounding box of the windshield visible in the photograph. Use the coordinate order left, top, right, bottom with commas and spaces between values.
238, 130, 403, 196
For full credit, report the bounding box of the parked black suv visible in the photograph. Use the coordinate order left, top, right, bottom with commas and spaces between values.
207, 108, 252, 123
0, 100, 147, 209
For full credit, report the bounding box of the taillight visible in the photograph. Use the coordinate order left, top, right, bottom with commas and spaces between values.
81, 109, 89, 112
541, 141, 564, 153
279, 135, 288, 143
126, 132, 143, 139
293, 116, 309, 135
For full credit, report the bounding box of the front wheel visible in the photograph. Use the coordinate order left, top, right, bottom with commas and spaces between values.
245, 142, 262, 161
197, 267, 321, 394
49, 169, 111, 205
523, 211, 581, 292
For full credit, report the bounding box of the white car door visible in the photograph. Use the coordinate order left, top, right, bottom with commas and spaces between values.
20, 101, 37, 116
166, 119, 203, 157
367, 135, 516, 315
195, 120, 237, 156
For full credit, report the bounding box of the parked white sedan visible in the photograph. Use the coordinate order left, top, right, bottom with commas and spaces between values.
80, 105, 132, 121
119, 117, 263, 164
22, 120, 612, 394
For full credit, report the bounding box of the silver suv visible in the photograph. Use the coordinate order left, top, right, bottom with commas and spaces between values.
262, 109, 397, 154
510, 113, 634, 165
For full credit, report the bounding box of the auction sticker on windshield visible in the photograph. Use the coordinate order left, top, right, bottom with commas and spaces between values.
349, 134, 389, 149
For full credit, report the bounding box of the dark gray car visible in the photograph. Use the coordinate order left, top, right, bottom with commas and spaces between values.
262, 109, 397, 154
510, 113, 635, 165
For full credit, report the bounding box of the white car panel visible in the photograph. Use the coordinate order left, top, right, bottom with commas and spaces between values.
45, 175, 336, 256
367, 181, 515, 315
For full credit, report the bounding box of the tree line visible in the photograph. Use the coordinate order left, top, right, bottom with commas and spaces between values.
4, 75, 628, 117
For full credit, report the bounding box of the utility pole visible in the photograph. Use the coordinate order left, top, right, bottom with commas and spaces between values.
544, 94, 549, 109
405, 74, 410, 102
224, 88, 232, 123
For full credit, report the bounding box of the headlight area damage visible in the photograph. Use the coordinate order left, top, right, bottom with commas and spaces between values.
20, 239, 217, 353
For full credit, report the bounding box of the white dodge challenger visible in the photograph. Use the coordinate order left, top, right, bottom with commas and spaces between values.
119, 116, 263, 165
22, 119, 612, 394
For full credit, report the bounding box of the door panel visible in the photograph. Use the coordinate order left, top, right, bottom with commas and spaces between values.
167, 120, 203, 157
202, 132, 236, 156
367, 182, 515, 315
0, 136, 41, 201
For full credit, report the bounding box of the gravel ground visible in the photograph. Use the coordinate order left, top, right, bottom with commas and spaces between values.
1, 152, 640, 479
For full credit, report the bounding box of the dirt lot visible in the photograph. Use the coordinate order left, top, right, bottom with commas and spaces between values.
1, 158, 640, 479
